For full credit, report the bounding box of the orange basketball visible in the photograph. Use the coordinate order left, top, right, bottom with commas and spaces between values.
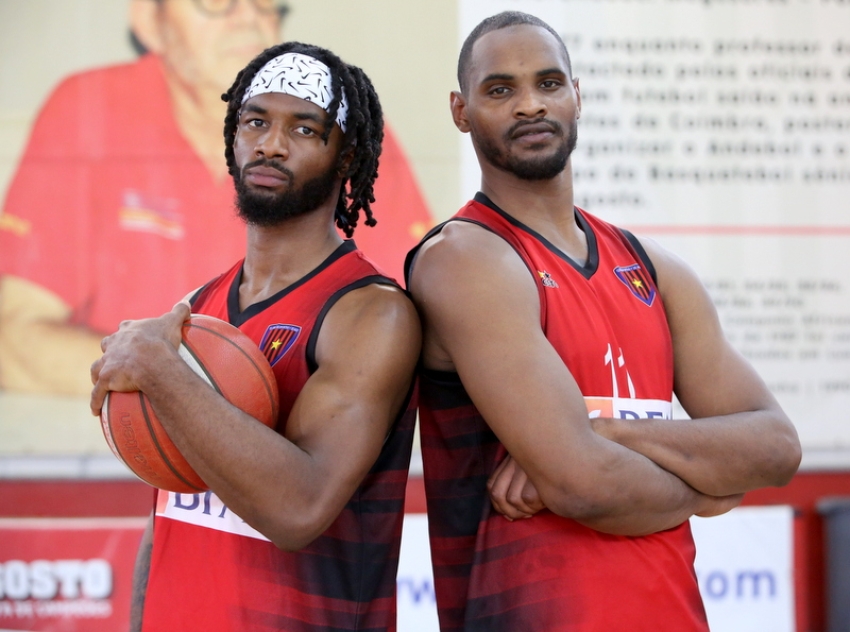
100, 314, 279, 493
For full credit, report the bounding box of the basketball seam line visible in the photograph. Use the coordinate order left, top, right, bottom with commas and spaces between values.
184, 322, 279, 422
139, 391, 205, 492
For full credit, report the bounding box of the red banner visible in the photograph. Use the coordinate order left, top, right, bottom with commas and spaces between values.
0, 518, 146, 631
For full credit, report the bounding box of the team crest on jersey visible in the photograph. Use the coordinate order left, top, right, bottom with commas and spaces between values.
259, 324, 301, 366
614, 264, 656, 306
537, 270, 559, 288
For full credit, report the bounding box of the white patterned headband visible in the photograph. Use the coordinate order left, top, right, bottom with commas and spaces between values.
242, 52, 349, 133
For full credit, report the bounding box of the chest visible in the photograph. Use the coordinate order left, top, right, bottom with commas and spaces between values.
522, 229, 674, 400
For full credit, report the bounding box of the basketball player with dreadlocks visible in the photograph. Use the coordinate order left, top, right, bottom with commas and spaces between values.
90, 41, 420, 632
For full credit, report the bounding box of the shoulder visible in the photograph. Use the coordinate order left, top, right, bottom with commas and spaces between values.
624, 233, 702, 294
409, 217, 541, 334
315, 282, 421, 375
624, 233, 717, 336
336, 280, 414, 312
324, 282, 419, 341
410, 219, 525, 285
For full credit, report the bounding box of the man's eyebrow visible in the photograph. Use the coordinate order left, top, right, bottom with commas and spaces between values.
480, 67, 567, 85
293, 111, 325, 124
241, 103, 268, 115
240, 103, 325, 124
480, 73, 514, 84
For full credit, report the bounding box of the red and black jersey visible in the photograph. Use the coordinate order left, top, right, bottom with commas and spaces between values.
407, 194, 708, 632
142, 241, 416, 632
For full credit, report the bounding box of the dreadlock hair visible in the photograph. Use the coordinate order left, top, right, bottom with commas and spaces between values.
457, 12, 572, 94
221, 41, 384, 237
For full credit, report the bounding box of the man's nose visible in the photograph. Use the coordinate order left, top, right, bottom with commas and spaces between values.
514, 87, 548, 119
256, 125, 289, 159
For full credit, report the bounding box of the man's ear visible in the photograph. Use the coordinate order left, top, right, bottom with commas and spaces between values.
573, 77, 581, 121
450, 91, 471, 133
129, 0, 165, 55
337, 144, 355, 178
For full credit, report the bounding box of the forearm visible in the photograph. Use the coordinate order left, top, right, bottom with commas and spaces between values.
592, 411, 801, 496
92, 292, 416, 552
537, 438, 729, 536
138, 357, 325, 549
637, 239, 802, 495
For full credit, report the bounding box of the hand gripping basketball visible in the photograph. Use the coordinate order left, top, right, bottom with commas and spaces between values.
100, 314, 280, 492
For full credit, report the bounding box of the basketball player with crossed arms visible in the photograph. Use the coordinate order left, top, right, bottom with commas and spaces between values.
90, 42, 420, 631
405, 12, 802, 631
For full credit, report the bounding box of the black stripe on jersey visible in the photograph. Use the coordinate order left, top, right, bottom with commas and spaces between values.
424, 475, 489, 538
406, 193, 603, 282
188, 276, 219, 308
474, 192, 601, 279
367, 397, 417, 473
620, 228, 659, 286
405, 217, 502, 290
305, 274, 398, 373
243, 611, 388, 632
464, 593, 564, 632
225, 241, 359, 327
419, 370, 498, 539
420, 369, 471, 409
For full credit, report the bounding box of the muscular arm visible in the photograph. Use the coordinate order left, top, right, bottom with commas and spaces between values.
591, 238, 801, 496
409, 223, 734, 536
91, 286, 420, 550
0, 275, 102, 394
129, 514, 153, 632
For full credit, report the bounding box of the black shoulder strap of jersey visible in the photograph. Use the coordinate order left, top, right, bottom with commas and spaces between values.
403, 217, 499, 288
305, 274, 398, 373
188, 275, 221, 308
620, 228, 658, 287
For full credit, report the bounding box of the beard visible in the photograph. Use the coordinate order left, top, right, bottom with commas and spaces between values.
234, 159, 339, 227
476, 118, 578, 181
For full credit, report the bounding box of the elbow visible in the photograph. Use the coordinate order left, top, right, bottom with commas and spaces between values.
760, 413, 802, 488
259, 507, 331, 552
771, 427, 802, 487
272, 533, 316, 553
742, 420, 802, 491
533, 451, 637, 521
539, 479, 621, 523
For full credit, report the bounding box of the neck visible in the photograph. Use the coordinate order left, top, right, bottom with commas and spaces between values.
238, 206, 344, 311
479, 160, 587, 261
479, 153, 577, 214
160, 62, 230, 182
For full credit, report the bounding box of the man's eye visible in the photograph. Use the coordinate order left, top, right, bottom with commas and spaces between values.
490, 86, 509, 96
298, 126, 317, 136
541, 80, 561, 89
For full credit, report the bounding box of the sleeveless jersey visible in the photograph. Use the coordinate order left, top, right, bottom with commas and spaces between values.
142, 241, 416, 632
407, 194, 708, 632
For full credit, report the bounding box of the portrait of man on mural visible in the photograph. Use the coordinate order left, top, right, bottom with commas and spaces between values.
0, 0, 433, 395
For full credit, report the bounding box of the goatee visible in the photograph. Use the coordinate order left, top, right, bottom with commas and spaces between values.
477, 118, 578, 181
235, 159, 339, 226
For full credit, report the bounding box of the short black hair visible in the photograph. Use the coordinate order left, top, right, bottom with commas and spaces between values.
222, 41, 384, 237
457, 11, 572, 94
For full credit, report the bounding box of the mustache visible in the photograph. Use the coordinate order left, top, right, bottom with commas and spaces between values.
240, 158, 295, 180
506, 118, 562, 139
